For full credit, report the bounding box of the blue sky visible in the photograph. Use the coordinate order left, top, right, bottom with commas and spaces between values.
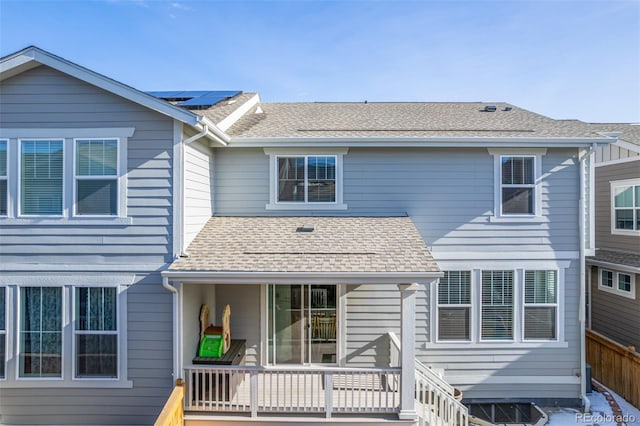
1, 0, 639, 123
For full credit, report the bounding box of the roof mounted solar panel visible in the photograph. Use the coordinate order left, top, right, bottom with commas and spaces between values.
147, 90, 242, 108
178, 91, 242, 107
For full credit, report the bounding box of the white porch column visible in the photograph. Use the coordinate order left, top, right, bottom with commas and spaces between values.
397, 283, 420, 421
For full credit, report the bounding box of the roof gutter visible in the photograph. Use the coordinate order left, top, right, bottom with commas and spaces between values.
227, 136, 617, 148
161, 270, 443, 285
194, 116, 230, 146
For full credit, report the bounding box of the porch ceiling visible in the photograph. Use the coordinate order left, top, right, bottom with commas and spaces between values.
168, 216, 440, 278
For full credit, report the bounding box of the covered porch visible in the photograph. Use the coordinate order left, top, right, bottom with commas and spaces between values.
161, 216, 467, 424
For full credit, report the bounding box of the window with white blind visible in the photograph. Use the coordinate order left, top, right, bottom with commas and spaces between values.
0, 140, 7, 216
611, 179, 640, 234
74, 287, 118, 378
20, 140, 64, 216
75, 139, 118, 216
500, 156, 535, 215
481, 270, 514, 341
523, 270, 558, 340
437, 271, 472, 341
19, 287, 63, 378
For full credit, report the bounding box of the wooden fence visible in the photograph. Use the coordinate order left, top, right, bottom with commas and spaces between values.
586, 329, 640, 408
153, 379, 184, 426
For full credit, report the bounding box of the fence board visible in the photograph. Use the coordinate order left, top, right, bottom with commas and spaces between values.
586, 329, 640, 409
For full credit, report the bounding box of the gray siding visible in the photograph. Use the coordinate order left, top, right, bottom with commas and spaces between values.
184, 139, 214, 248
214, 146, 582, 400
593, 160, 640, 252
0, 66, 175, 424
589, 266, 640, 350
215, 147, 580, 253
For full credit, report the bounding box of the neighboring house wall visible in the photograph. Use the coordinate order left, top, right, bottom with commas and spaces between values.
595, 143, 640, 164
0, 66, 175, 424
593, 159, 640, 252
589, 266, 640, 350
213, 146, 582, 400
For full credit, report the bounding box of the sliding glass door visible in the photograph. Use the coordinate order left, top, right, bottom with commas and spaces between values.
267, 285, 337, 365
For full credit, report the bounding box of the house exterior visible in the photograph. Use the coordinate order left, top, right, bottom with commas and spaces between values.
586, 124, 640, 352
0, 46, 617, 425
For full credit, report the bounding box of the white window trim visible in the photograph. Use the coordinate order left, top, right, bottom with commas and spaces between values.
0, 128, 132, 223
264, 148, 348, 211
435, 271, 473, 343
72, 138, 125, 218
598, 267, 636, 300
2, 282, 131, 388
487, 148, 546, 222
430, 261, 568, 349
72, 286, 121, 381
610, 178, 640, 236
521, 270, 560, 342
0, 139, 7, 217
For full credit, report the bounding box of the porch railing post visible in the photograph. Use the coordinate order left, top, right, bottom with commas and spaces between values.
250, 370, 258, 417
398, 283, 420, 421
324, 372, 333, 418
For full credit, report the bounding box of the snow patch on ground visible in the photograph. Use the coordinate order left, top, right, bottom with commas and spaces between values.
546, 384, 640, 425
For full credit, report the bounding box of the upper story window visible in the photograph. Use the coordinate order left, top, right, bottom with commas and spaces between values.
20, 140, 64, 216
488, 149, 546, 221
75, 139, 118, 216
611, 179, 640, 235
0, 128, 133, 222
265, 148, 347, 210
278, 155, 336, 203
0, 140, 7, 216
501, 156, 535, 215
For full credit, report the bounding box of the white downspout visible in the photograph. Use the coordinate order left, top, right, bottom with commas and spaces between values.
578, 144, 596, 413
163, 276, 181, 383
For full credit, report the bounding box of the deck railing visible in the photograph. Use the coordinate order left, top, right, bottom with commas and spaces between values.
388, 332, 469, 426
183, 365, 401, 418
153, 380, 184, 426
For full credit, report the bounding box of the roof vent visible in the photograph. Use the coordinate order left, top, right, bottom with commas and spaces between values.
296, 224, 315, 233
484, 105, 497, 112
503, 106, 512, 111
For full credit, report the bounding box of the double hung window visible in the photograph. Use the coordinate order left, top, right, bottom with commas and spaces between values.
0, 287, 5, 378
523, 270, 558, 340
481, 271, 514, 341
500, 156, 535, 215
0, 140, 7, 216
75, 139, 118, 216
19, 287, 63, 378
20, 140, 64, 216
437, 271, 472, 341
611, 179, 640, 233
75, 287, 118, 378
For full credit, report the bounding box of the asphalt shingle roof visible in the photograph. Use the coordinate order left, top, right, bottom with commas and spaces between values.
588, 249, 640, 269
194, 92, 258, 125
169, 216, 440, 273
590, 123, 640, 146
223, 102, 606, 139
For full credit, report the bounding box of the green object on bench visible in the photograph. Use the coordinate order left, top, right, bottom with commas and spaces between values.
199, 334, 223, 358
